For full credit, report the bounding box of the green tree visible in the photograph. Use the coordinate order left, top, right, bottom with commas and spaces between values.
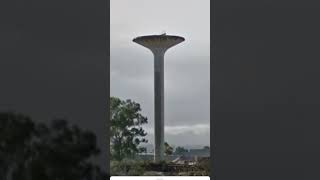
30, 119, 102, 180
110, 97, 148, 161
0, 112, 107, 180
203, 146, 210, 150
0, 112, 35, 180
164, 142, 173, 155
174, 146, 188, 155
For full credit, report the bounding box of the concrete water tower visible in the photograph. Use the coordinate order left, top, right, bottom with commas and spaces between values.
133, 34, 185, 162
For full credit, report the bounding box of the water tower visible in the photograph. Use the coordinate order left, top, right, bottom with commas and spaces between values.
133, 34, 185, 162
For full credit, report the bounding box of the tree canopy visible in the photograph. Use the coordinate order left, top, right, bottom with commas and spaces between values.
174, 146, 189, 155
164, 142, 173, 155
203, 146, 210, 150
110, 97, 148, 161
0, 112, 107, 180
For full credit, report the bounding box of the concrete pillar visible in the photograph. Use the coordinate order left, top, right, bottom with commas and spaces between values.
153, 50, 165, 162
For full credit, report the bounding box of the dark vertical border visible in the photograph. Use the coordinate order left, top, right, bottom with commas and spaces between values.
106, 0, 110, 177
210, 0, 216, 179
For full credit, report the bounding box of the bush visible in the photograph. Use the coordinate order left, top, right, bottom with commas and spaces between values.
110, 159, 145, 176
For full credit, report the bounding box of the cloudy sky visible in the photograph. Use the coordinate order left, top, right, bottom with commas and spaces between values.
110, 0, 210, 146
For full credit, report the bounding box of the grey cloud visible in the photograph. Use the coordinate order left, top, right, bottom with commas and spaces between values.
111, 0, 210, 146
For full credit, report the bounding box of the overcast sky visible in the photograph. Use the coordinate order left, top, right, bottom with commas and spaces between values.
111, 0, 210, 146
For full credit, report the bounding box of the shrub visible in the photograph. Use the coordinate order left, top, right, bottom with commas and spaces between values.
110, 159, 145, 176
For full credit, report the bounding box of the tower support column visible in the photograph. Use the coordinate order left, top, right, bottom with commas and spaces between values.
153, 50, 165, 162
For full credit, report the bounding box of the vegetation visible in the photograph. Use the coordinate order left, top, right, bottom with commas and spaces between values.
174, 146, 188, 155
110, 97, 148, 161
0, 112, 107, 180
109, 97, 210, 176
110, 159, 210, 176
110, 159, 145, 176
164, 142, 173, 155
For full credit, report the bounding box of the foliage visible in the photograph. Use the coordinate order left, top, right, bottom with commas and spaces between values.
164, 142, 173, 155
110, 97, 148, 161
198, 157, 210, 174
0, 112, 107, 180
174, 146, 188, 155
110, 159, 145, 176
0, 112, 35, 180
110, 159, 210, 176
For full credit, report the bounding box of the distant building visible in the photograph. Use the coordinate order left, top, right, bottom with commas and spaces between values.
171, 148, 210, 165
136, 147, 210, 165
